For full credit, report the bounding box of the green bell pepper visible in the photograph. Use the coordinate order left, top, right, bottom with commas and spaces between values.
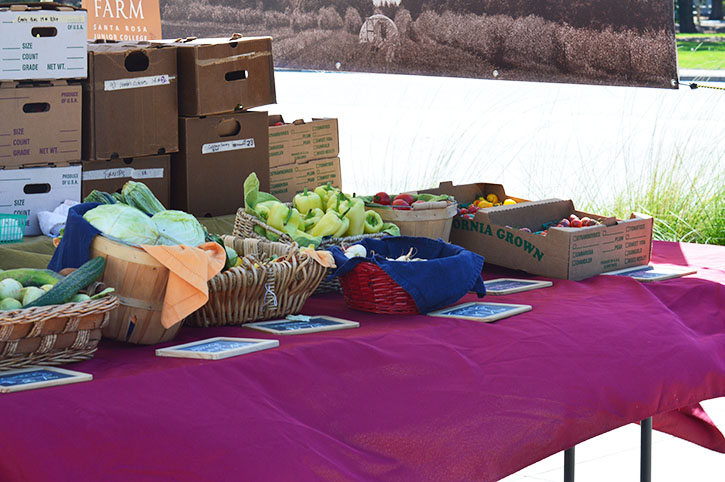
310, 210, 344, 237
364, 210, 384, 234
343, 197, 366, 237
267, 203, 301, 235
293, 188, 323, 215
302, 208, 325, 232
334, 216, 350, 238
315, 182, 340, 207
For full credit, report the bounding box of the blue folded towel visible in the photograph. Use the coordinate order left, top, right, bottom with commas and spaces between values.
47, 203, 101, 272
327, 236, 486, 313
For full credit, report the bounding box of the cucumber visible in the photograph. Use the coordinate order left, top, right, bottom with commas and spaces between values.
24, 257, 106, 308
0, 269, 63, 287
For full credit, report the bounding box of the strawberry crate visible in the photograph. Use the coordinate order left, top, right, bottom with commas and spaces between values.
0, 214, 26, 244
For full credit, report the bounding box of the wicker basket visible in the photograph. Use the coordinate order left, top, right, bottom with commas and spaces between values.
233, 208, 387, 294
187, 236, 328, 327
339, 261, 419, 315
0, 295, 119, 371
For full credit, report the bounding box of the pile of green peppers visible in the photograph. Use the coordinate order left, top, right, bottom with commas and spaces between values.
244, 174, 399, 248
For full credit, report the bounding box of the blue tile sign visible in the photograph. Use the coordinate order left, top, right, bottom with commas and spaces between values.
261, 318, 345, 332
0, 369, 74, 387
485, 279, 539, 291
613, 267, 655, 278
245, 316, 360, 335
442, 304, 516, 318
177, 340, 256, 353
156, 338, 280, 360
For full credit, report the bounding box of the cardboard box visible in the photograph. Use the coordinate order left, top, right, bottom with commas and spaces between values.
82, 41, 178, 161
0, 80, 82, 168
172, 110, 269, 217
0, 3, 87, 81
81, 154, 171, 207
0, 164, 81, 236
268, 116, 339, 167
269, 157, 342, 203
421, 180, 530, 205
422, 182, 653, 280
154, 36, 276, 116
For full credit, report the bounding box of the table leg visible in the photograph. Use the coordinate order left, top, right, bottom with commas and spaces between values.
564, 446, 575, 482
641, 417, 652, 482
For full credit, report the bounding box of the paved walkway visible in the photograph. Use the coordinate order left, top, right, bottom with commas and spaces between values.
501, 397, 725, 481
679, 68, 725, 82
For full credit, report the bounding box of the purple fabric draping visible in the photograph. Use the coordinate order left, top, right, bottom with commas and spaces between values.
0, 241, 722, 481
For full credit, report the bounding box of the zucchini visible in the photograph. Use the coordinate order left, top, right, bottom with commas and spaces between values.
0, 268, 63, 287
83, 189, 117, 205
122, 181, 165, 216
24, 257, 106, 308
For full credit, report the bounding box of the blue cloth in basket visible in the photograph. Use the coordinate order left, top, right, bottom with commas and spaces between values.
327, 236, 486, 314
47, 203, 101, 271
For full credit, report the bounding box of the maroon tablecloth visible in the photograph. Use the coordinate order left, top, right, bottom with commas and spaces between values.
0, 241, 723, 481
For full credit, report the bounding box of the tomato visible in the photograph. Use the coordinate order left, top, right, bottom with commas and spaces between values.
393, 193, 415, 205
373, 192, 391, 205
392, 198, 412, 209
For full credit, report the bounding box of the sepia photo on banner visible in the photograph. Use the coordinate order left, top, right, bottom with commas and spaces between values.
157, 0, 678, 89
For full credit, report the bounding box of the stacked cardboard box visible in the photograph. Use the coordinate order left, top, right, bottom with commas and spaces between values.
268, 116, 342, 203
153, 36, 276, 217
80, 40, 179, 207
0, 3, 87, 235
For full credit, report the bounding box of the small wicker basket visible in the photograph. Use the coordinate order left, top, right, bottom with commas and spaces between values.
339, 261, 419, 315
233, 208, 387, 294
187, 236, 329, 327
0, 294, 119, 371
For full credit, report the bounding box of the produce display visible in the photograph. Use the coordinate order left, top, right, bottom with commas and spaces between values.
244, 173, 400, 248
0, 258, 113, 311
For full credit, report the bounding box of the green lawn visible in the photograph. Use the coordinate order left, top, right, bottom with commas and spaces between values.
677, 40, 725, 69
676, 33, 725, 39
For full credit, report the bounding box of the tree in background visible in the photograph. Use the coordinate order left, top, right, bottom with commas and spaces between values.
712, 0, 723, 20
678, 0, 697, 32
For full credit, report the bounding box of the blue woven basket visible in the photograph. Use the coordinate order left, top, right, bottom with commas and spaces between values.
0, 213, 27, 244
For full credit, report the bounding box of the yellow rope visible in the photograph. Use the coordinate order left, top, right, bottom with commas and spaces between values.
680, 81, 725, 91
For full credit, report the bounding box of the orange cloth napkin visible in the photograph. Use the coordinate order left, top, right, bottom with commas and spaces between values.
140, 241, 226, 329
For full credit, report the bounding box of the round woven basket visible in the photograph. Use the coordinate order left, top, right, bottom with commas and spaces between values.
0, 295, 119, 371
233, 208, 388, 294
187, 236, 329, 327
339, 261, 419, 315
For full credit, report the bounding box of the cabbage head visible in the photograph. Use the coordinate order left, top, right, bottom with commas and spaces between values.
152, 210, 205, 247
83, 204, 159, 245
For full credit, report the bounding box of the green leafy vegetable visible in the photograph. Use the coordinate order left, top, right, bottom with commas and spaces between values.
83, 204, 159, 245
152, 210, 205, 247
